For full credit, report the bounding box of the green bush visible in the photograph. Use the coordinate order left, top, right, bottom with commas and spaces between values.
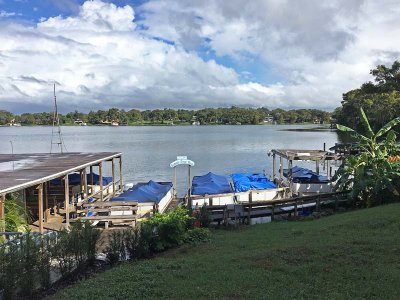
106, 230, 126, 265
52, 221, 100, 277
185, 228, 210, 244
125, 226, 151, 259
143, 206, 191, 252
19, 231, 40, 297
0, 240, 21, 299
199, 205, 211, 228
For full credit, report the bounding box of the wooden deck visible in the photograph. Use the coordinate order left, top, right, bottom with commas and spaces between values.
204, 191, 350, 224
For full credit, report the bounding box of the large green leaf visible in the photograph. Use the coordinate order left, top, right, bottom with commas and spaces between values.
376, 117, 400, 138
336, 124, 369, 142
360, 107, 374, 138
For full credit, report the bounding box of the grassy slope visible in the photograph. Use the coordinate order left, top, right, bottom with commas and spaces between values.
49, 204, 400, 300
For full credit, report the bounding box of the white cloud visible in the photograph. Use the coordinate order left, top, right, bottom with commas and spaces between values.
0, 0, 399, 112
0, 10, 18, 17
138, 0, 400, 109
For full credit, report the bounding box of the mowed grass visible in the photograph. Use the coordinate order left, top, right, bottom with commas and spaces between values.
49, 204, 400, 300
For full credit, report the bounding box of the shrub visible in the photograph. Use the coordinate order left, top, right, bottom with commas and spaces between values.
143, 205, 191, 252
106, 230, 126, 265
38, 235, 54, 289
124, 227, 151, 260
185, 228, 210, 244
0, 240, 21, 299
199, 205, 211, 228
19, 231, 40, 297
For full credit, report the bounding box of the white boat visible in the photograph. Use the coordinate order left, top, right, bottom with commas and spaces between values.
111, 180, 174, 218
189, 172, 285, 208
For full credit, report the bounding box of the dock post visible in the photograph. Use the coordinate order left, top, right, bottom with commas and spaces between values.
90, 165, 94, 194
64, 175, 70, 227
44, 182, 50, 222
83, 168, 88, 202
188, 165, 192, 196
111, 158, 116, 194
173, 167, 177, 198
99, 162, 103, 201
38, 183, 44, 234
288, 160, 293, 187
119, 155, 123, 192
248, 192, 252, 224
316, 160, 320, 174
272, 153, 276, 180
316, 196, 321, 212
0, 194, 5, 234
294, 199, 298, 218
279, 157, 283, 180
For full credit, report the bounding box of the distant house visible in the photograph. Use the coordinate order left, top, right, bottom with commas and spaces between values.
6, 119, 21, 126
313, 118, 322, 124
263, 116, 274, 123
74, 119, 87, 126
192, 121, 200, 126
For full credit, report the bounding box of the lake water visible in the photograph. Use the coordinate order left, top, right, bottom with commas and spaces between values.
0, 125, 339, 196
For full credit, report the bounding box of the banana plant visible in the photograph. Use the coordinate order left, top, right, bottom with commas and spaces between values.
335, 108, 400, 206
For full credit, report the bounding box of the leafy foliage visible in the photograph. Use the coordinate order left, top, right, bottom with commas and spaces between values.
335, 60, 400, 133
335, 108, 400, 206
0, 107, 331, 126
4, 193, 28, 232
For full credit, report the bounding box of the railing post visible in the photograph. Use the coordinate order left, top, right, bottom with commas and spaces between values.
247, 192, 252, 224
38, 183, 44, 233
111, 158, 116, 194
99, 162, 103, 201
64, 175, 70, 227
119, 155, 123, 192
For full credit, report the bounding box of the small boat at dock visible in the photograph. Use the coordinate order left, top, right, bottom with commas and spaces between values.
189, 172, 286, 208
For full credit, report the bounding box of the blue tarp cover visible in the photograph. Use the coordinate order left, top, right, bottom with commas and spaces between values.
111, 180, 173, 203
283, 166, 329, 183
231, 173, 277, 192
191, 172, 233, 196
51, 173, 112, 186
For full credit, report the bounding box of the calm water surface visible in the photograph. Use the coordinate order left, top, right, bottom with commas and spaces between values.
0, 125, 339, 195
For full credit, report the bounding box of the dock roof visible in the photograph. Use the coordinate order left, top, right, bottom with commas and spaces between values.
271, 149, 342, 161
0, 152, 121, 194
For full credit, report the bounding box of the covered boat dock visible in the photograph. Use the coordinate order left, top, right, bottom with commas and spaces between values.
0, 152, 123, 234
271, 149, 343, 181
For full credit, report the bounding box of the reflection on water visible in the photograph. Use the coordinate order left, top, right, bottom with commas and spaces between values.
0, 125, 339, 196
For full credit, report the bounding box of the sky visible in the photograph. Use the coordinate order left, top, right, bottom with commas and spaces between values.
0, 0, 399, 113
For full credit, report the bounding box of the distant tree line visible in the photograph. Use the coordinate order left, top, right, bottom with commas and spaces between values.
0, 107, 331, 126
334, 61, 400, 133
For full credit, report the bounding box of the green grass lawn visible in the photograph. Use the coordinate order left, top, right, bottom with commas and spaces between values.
49, 204, 400, 300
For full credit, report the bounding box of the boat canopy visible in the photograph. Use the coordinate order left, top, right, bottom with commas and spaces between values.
111, 180, 173, 203
51, 173, 112, 186
191, 172, 233, 196
231, 173, 277, 192
283, 166, 329, 183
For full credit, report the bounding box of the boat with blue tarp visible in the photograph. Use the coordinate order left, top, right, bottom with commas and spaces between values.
189, 172, 285, 207
111, 180, 173, 215
283, 166, 333, 195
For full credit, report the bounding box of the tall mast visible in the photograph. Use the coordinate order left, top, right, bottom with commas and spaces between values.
50, 83, 67, 153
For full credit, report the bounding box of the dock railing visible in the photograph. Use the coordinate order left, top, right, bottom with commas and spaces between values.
204, 190, 351, 224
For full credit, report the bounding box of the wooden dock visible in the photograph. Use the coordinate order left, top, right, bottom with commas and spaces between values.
204, 191, 350, 224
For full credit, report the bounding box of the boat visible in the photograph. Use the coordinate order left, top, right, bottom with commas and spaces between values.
74, 119, 87, 126
111, 180, 174, 217
189, 172, 285, 208
283, 166, 333, 195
